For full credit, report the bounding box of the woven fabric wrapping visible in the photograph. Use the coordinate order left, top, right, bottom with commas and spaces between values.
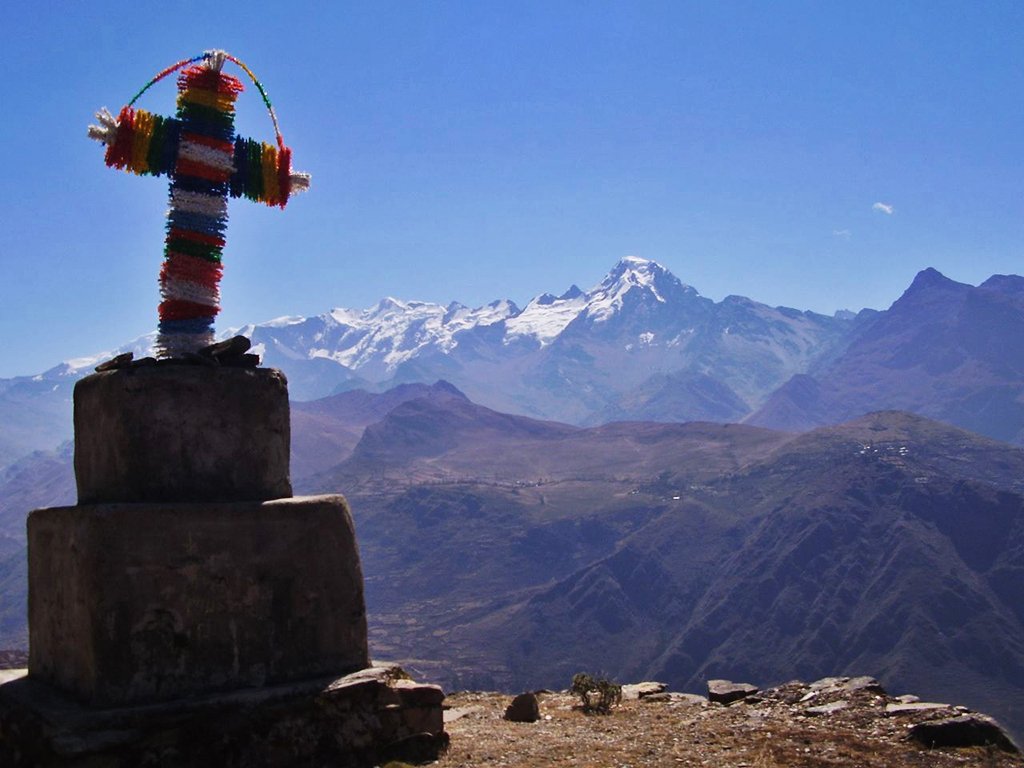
151, 65, 243, 356
96, 52, 304, 358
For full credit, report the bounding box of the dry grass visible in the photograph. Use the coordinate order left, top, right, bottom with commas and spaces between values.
436, 688, 1022, 768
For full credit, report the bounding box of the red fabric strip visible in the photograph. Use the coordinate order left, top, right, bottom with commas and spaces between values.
175, 158, 232, 183
167, 228, 226, 248
180, 132, 234, 153
161, 253, 223, 289
277, 146, 292, 209
178, 66, 244, 95
159, 298, 220, 321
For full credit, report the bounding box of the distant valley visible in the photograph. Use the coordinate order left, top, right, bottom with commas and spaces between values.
2, 381, 1023, 740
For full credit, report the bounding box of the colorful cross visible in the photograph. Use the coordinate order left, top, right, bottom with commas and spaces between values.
88, 50, 310, 358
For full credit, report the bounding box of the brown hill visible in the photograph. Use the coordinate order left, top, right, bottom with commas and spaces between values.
301, 400, 1024, 741
290, 380, 467, 477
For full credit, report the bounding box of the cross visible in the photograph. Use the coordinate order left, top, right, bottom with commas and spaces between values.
88, 50, 310, 358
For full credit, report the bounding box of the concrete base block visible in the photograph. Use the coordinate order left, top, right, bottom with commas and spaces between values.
74, 366, 292, 504
0, 667, 448, 767
28, 495, 368, 706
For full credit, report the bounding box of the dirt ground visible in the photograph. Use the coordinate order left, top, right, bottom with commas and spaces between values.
432, 685, 1022, 768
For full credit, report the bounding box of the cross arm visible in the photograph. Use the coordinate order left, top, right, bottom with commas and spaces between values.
229, 136, 311, 209
89, 107, 183, 178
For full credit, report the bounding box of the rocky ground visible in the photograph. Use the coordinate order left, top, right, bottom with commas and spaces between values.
430, 677, 1022, 768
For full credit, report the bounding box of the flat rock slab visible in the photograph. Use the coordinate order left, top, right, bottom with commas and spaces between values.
444, 705, 485, 723
622, 682, 667, 700
641, 692, 708, 706
29, 495, 368, 706
885, 701, 952, 715
0, 666, 448, 767
805, 700, 850, 716
808, 676, 885, 695
707, 679, 759, 706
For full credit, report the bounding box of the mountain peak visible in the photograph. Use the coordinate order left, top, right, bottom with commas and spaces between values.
907, 268, 962, 293
890, 268, 971, 310
600, 257, 698, 296
582, 257, 699, 323
372, 296, 409, 314
980, 273, 1024, 295
429, 379, 469, 400
605, 255, 668, 282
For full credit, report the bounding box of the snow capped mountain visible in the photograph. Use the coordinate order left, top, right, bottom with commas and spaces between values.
55, 257, 740, 383
0, 257, 859, 465
240, 256, 713, 385
225, 256, 853, 417
581, 255, 700, 323
505, 290, 587, 345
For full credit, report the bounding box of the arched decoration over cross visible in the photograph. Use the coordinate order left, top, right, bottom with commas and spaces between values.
88, 50, 310, 358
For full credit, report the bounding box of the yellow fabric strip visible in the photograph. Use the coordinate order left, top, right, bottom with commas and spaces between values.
177, 88, 238, 112
261, 143, 280, 205
129, 109, 154, 174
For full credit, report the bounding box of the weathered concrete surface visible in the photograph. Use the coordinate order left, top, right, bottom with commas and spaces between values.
0, 666, 448, 767
74, 366, 291, 504
28, 495, 368, 706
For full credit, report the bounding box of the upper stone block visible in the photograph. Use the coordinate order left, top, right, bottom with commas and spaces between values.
74, 366, 292, 503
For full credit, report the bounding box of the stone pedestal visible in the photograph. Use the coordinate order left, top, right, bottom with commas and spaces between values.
1, 364, 446, 765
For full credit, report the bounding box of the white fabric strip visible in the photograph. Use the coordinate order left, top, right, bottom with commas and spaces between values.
170, 188, 229, 217
161, 276, 220, 308
178, 140, 235, 172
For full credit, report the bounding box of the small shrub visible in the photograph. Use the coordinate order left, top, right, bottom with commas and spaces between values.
571, 672, 622, 715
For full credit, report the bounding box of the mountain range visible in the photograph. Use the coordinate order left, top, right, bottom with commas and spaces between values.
3, 257, 1022, 474
0, 256, 855, 467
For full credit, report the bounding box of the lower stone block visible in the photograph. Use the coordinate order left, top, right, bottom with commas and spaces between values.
0, 666, 448, 767
28, 495, 369, 706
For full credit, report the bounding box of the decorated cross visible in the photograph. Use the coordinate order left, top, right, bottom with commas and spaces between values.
88, 50, 310, 358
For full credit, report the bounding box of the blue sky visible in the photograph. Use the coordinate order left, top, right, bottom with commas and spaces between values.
1, 1, 1021, 377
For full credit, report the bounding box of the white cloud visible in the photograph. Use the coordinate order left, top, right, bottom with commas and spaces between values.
832, 229, 852, 239
872, 202, 894, 215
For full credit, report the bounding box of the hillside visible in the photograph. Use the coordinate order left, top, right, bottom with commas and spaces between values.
298, 399, 1024, 741
752, 269, 1024, 444
3, 383, 1023, 741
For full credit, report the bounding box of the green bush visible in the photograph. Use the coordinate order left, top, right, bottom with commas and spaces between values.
570, 673, 622, 715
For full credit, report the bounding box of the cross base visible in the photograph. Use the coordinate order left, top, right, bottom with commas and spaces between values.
0, 666, 447, 767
